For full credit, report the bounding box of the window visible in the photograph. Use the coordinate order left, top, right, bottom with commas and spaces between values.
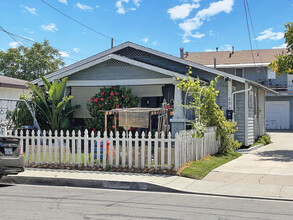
235, 69, 243, 77
267, 68, 276, 79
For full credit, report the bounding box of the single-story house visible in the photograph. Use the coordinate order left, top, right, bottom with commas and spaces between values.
184, 48, 290, 130
0, 75, 29, 122
31, 42, 277, 146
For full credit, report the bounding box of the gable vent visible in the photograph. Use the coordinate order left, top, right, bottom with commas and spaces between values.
106, 59, 130, 67
116, 47, 151, 58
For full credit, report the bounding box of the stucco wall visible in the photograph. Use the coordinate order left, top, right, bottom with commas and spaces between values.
0, 87, 29, 121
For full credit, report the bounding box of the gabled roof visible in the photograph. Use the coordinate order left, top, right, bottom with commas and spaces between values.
30, 41, 276, 94
185, 48, 289, 67
31, 41, 246, 85
0, 75, 28, 89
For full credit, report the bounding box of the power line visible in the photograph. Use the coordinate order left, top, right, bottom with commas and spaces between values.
40, 0, 122, 44
0, 26, 83, 62
0, 26, 26, 47
245, 0, 264, 65
243, 0, 256, 66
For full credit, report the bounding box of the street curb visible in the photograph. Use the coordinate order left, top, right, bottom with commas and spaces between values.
2, 175, 293, 202
0, 175, 181, 193
237, 144, 264, 153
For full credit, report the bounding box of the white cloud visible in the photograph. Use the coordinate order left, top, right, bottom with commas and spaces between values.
24, 28, 35, 34
73, 48, 80, 53
9, 42, 21, 48
116, 0, 142, 14
142, 38, 149, 43
256, 28, 283, 41
41, 23, 58, 32
58, 0, 68, 5
272, 43, 287, 49
220, 44, 232, 51
151, 41, 158, 46
209, 30, 215, 36
168, 3, 200, 20
169, 0, 234, 43
21, 5, 37, 15
59, 51, 69, 58
75, 3, 93, 11
205, 48, 216, 52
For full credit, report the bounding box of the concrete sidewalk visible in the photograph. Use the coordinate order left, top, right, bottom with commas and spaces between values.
2, 132, 293, 201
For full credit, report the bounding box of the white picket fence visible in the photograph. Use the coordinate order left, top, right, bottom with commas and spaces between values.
4, 127, 218, 171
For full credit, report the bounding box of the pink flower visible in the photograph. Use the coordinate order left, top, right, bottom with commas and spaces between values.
99, 104, 102, 108
115, 92, 118, 96
110, 92, 114, 96
90, 98, 93, 101
112, 125, 115, 129
113, 99, 116, 102
93, 128, 96, 132
166, 104, 170, 109
101, 92, 105, 96
121, 95, 124, 98
116, 104, 120, 108
100, 98, 104, 101
87, 100, 89, 102
112, 86, 116, 89
94, 98, 98, 103
117, 117, 119, 120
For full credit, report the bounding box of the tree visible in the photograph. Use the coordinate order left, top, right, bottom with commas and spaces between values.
269, 22, 293, 75
0, 40, 65, 81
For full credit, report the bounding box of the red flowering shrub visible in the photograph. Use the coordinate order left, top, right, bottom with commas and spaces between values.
86, 86, 140, 133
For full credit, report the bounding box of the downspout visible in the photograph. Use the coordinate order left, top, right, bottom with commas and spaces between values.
231, 86, 252, 119
232, 85, 252, 146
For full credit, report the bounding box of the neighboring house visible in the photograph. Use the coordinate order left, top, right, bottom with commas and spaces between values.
31, 42, 276, 146
185, 48, 291, 130
0, 75, 29, 122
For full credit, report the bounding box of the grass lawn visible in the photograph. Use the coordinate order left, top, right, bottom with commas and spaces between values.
179, 151, 241, 180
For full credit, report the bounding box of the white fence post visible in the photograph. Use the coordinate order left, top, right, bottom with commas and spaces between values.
115, 131, 120, 168
122, 131, 126, 167
103, 131, 107, 169
77, 130, 81, 167
66, 130, 70, 165
72, 130, 76, 166
109, 131, 113, 166
154, 132, 158, 170
167, 132, 172, 170
174, 132, 179, 171
128, 131, 132, 168
141, 131, 145, 170
42, 130, 46, 164
48, 130, 52, 164
96, 131, 101, 167
147, 131, 152, 169
90, 130, 95, 167
135, 131, 139, 169
84, 129, 88, 167
161, 131, 165, 170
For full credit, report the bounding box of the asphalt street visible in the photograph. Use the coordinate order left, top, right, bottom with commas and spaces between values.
1, 184, 293, 220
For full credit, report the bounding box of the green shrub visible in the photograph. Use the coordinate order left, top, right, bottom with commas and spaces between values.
254, 134, 272, 146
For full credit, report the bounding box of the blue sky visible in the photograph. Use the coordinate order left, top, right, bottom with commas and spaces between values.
0, 0, 292, 65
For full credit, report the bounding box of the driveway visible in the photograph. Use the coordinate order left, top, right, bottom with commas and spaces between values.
204, 132, 293, 186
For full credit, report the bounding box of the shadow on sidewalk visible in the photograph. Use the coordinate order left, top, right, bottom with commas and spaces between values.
257, 150, 293, 162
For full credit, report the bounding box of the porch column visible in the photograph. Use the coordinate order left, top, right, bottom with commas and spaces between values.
170, 81, 187, 135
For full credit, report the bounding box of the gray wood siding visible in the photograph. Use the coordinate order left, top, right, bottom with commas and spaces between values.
254, 89, 265, 138
69, 60, 169, 81
247, 86, 255, 145
233, 82, 245, 144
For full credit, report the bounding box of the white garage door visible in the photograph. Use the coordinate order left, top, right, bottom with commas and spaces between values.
266, 101, 290, 129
